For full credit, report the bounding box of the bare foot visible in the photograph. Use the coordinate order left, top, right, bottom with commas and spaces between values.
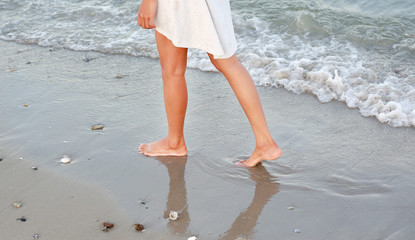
139, 138, 188, 157
235, 144, 282, 168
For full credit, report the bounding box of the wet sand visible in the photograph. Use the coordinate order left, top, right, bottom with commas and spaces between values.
1, 40, 415, 239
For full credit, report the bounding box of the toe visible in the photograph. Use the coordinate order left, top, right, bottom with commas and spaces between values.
139, 144, 148, 154
235, 160, 255, 168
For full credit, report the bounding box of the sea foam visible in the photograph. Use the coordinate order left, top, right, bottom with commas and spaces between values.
1, 0, 414, 127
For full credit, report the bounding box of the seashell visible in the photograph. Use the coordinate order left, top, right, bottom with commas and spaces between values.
31, 166, 38, 170
188, 236, 197, 240
115, 75, 123, 79
102, 222, 114, 232
9, 68, 17, 72
13, 202, 22, 208
103, 222, 114, 228
91, 125, 104, 130
23, 104, 29, 107
60, 155, 71, 164
294, 229, 301, 233
33, 234, 39, 239
289, 207, 294, 210
134, 223, 145, 232
169, 211, 178, 221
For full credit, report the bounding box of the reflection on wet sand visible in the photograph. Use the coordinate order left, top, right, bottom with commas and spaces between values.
156, 156, 190, 235
157, 157, 279, 239
220, 164, 280, 240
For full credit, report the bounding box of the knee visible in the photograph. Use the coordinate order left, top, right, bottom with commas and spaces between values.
160, 65, 186, 81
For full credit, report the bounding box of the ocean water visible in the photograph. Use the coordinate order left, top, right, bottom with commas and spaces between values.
1, 0, 414, 127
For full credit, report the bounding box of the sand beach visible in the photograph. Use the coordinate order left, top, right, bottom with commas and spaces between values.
1, 40, 415, 239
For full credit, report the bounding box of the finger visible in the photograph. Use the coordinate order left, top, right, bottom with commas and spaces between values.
138, 13, 147, 28
149, 17, 155, 28
144, 17, 150, 29
138, 12, 143, 27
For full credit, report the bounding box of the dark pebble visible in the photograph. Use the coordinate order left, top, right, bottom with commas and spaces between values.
26, 61, 31, 64
17, 217, 27, 222
0, 158, 3, 161
134, 223, 145, 232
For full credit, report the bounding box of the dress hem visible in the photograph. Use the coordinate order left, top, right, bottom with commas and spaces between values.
155, 28, 236, 59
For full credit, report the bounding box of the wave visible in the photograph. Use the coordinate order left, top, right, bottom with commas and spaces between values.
1, 0, 414, 127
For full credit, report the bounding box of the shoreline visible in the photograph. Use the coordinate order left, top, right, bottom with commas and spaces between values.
1, 40, 415, 239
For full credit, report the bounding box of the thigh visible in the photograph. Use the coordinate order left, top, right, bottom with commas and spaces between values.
207, 53, 239, 74
155, 31, 188, 76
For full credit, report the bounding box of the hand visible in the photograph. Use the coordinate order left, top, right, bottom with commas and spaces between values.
138, 0, 158, 29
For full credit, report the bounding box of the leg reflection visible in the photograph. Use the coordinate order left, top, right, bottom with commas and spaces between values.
156, 156, 190, 235
220, 164, 280, 240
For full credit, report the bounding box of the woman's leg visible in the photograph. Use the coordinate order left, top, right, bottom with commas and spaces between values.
139, 31, 188, 156
208, 54, 282, 167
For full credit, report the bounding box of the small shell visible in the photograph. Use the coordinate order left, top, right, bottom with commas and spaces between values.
103, 222, 114, 228
188, 237, 197, 240
33, 234, 39, 240
102, 222, 114, 232
294, 229, 301, 233
23, 104, 29, 107
13, 202, 23, 208
60, 155, 71, 164
91, 125, 104, 130
31, 166, 38, 170
169, 211, 178, 221
134, 223, 145, 232
289, 207, 294, 210
115, 75, 123, 79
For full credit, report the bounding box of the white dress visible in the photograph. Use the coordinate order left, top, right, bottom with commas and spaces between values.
154, 0, 237, 59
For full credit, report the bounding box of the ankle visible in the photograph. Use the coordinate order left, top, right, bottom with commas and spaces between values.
165, 136, 186, 149
255, 136, 278, 149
